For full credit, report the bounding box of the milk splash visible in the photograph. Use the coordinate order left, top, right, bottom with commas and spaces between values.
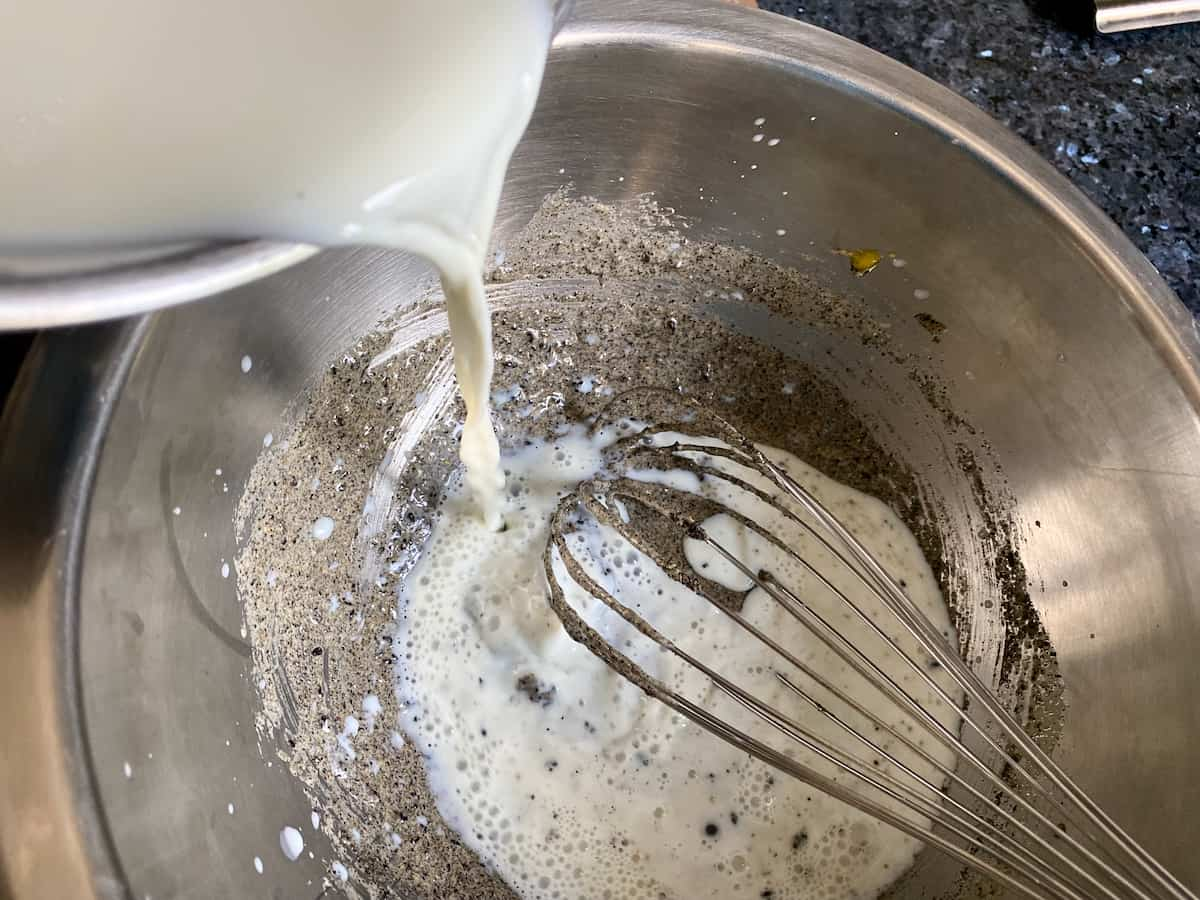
393, 424, 963, 899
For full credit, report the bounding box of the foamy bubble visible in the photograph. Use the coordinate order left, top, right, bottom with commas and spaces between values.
279, 826, 304, 861
391, 428, 958, 899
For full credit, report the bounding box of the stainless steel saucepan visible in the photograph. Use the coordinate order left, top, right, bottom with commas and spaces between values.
2, 2, 1198, 898
1096, 0, 1200, 31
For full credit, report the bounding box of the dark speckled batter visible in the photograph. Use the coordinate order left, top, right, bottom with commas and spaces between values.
236, 193, 1059, 899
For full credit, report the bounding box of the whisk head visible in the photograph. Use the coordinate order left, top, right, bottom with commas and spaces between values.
542, 388, 1193, 900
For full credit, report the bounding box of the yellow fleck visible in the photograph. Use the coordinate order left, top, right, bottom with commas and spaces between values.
835, 247, 883, 276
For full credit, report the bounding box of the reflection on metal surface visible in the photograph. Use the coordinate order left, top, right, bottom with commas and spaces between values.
159, 444, 251, 658
0, 241, 318, 330
1096, 0, 1200, 31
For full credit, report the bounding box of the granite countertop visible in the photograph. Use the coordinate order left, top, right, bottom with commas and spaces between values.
761, 0, 1200, 314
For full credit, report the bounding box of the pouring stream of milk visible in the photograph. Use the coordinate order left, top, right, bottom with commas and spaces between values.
0, 0, 556, 521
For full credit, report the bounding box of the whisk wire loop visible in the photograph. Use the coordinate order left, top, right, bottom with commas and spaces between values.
542, 392, 1195, 900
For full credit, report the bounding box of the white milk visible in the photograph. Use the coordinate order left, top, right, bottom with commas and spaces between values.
393, 426, 964, 899
0, 0, 556, 519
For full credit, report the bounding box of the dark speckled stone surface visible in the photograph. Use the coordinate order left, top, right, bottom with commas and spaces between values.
758, 0, 1200, 314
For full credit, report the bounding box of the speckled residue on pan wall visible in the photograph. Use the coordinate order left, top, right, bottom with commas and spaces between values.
236, 191, 1060, 899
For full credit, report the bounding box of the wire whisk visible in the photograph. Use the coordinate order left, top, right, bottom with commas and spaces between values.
542, 389, 1196, 900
